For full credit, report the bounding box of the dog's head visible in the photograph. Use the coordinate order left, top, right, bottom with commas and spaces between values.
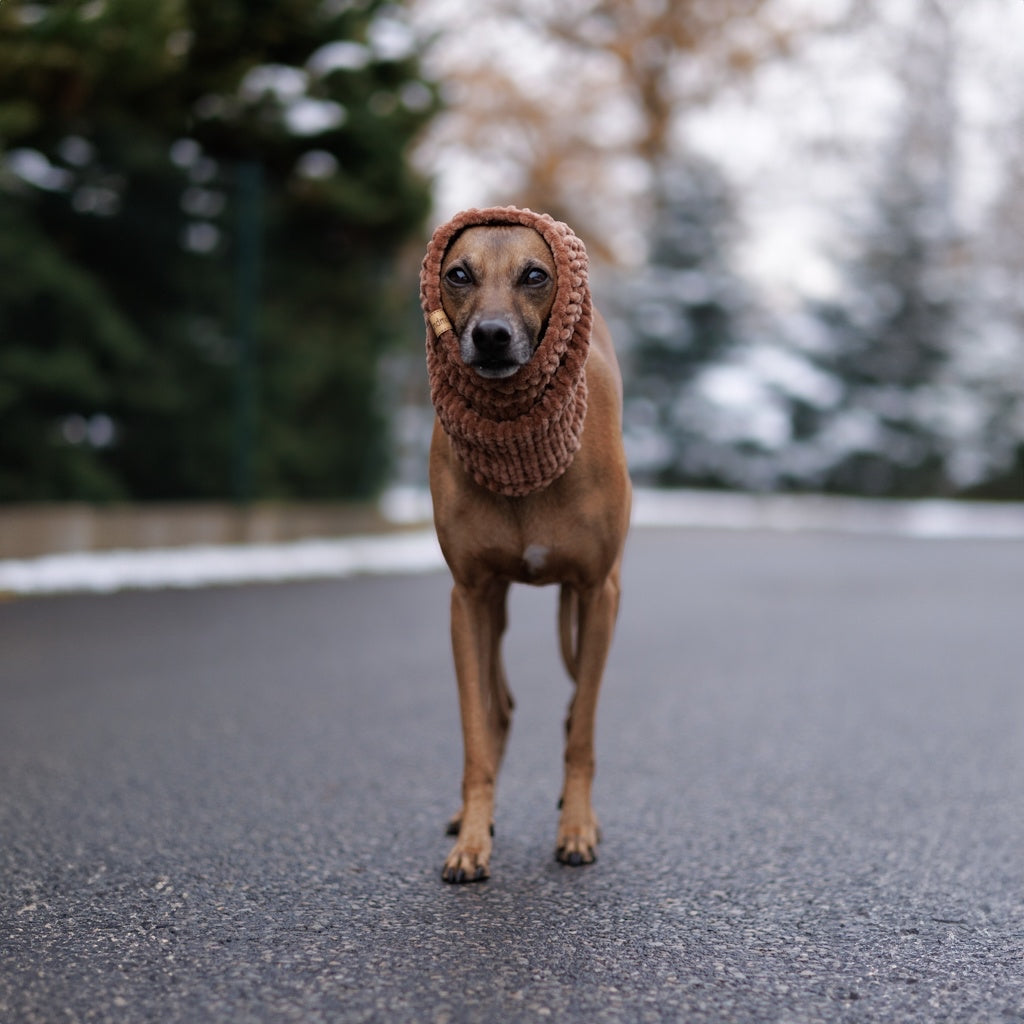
422, 207, 592, 493
421, 207, 591, 394
438, 225, 558, 379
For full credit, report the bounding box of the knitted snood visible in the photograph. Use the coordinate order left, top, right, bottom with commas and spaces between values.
420, 206, 591, 497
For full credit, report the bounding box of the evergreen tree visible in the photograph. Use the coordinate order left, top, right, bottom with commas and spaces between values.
618, 159, 751, 486
955, 100, 1024, 498
802, 3, 961, 497
0, 0, 436, 501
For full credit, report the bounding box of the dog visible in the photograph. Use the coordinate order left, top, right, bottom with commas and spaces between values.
424, 210, 631, 883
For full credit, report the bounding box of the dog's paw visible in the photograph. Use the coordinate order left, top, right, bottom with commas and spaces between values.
441, 840, 491, 884
555, 837, 597, 867
555, 816, 600, 867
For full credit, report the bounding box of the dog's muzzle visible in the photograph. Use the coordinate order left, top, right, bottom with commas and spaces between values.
465, 317, 530, 379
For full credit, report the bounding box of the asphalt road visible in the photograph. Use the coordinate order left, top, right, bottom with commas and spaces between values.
2, 527, 1023, 1023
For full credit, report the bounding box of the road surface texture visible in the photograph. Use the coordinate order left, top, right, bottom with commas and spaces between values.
2, 527, 1023, 1023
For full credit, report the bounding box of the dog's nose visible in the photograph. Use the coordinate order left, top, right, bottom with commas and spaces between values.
471, 319, 513, 357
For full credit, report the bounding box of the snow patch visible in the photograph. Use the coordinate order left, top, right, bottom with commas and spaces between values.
1, 491, 1020, 597
0, 531, 444, 597
631, 489, 1024, 541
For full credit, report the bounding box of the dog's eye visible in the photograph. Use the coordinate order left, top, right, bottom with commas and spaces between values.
522, 267, 550, 287
445, 266, 472, 286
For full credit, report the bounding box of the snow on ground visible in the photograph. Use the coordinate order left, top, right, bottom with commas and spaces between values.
630, 489, 1024, 540
1, 490, 1021, 596
0, 531, 445, 597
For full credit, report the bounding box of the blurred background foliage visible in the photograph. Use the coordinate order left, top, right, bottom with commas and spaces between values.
1, 0, 1021, 504
0, 0, 435, 501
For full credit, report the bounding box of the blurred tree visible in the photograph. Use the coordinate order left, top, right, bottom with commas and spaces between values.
956, 97, 1024, 499
0, 199, 146, 499
617, 159, 752, 485
799, 0, 965, 497
0, 0, 436, 501
413, 0, 845, 261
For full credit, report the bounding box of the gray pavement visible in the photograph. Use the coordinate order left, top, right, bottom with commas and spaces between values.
2, 527, 1023, 1022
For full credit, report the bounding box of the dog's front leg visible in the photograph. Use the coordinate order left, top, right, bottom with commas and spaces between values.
557, 571, 621, 866
443, 580, 505, 883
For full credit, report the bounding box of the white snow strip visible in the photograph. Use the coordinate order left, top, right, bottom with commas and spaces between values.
0, 491, 1020, 596
0, 530, 445, 596
630, 489, 1024, 540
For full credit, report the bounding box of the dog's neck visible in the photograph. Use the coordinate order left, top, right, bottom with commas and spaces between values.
426, 320, 590, 497
421, 207, 592, 497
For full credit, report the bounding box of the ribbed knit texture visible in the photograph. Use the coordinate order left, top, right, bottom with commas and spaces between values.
421, 206, 591, 496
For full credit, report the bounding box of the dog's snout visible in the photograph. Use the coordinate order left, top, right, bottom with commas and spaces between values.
464, 316, 526, 378
471, 319, 513, 356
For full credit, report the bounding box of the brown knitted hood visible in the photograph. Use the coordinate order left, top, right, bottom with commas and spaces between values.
421, 206, 592, 497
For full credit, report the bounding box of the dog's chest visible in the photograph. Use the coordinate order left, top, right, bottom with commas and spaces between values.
521, 543, 550, 576
471, 533, 564, 584
510, 537, 582, 585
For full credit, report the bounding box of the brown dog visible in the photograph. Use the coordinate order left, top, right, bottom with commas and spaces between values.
423, 209, 631, 883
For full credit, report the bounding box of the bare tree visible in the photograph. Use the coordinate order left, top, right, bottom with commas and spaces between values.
412, 0, 847, 260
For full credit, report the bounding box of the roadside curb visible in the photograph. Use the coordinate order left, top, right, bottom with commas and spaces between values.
1, 489, 1021, 596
